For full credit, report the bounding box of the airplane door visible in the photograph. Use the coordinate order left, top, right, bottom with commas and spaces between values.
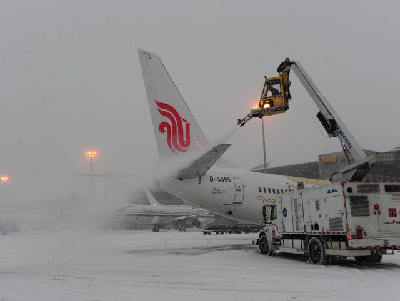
233, 178, 244, 204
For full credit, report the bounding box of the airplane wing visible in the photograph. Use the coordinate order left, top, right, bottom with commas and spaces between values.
174, 214, 200, 220
176, 144, 231, 180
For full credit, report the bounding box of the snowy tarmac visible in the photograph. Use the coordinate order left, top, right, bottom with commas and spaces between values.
1, 230, 400, 301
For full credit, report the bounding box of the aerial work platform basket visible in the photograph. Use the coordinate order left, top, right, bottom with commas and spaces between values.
257, 72, 291, 116
237, 60, 292, 126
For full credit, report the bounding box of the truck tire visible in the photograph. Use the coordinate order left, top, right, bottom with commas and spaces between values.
259, 236, 273, 256
355, 256, 369, 264
308, 237, 328, 265
373, 254, 383, 263
355, 254, 382, 264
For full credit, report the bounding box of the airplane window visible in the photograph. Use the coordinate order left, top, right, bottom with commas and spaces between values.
277, 189, 280, 194
272, 188, 276, 194
263, 187, 266, 193
281, 189, 284, 194
258, 187, 262, 193
268, 188, 271, 193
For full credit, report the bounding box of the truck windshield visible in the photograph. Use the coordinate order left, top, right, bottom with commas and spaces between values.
270, 205, 277, 221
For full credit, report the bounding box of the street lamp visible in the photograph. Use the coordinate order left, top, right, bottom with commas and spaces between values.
86, 151, 97, 189
261, 117, 267, 173
1, 175, 9, 213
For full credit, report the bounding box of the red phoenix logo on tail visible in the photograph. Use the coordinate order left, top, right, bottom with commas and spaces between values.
155, 100, 191, 153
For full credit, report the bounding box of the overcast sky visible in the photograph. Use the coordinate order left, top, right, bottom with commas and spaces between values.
1, 1, 400, 205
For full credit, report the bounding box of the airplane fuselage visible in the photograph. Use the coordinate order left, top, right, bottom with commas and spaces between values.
121, 204, 210, 217
160, 167, 297, 225
119, 203, 214, 229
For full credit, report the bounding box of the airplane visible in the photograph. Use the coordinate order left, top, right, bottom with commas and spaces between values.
116, 187, 214, 232
138, 49, 299, 225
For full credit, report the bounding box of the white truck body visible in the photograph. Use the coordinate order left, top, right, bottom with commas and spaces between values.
258, 181, 400, 264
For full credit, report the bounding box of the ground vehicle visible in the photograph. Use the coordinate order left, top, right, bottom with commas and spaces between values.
202, 224, 263, 235
256, 181, 400, 264
202, 224, 231, 235
230, 224, 264, 234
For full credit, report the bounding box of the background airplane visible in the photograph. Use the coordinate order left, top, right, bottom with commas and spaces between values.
114, 187, 215, 232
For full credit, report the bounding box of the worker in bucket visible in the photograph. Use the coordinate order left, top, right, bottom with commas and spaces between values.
263, 84, 280, 98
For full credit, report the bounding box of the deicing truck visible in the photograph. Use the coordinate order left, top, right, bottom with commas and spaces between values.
257, 181, 400, 264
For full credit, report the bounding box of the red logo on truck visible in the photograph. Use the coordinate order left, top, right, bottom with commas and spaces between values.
155, 100, 191, 154
388, 208, 397, 217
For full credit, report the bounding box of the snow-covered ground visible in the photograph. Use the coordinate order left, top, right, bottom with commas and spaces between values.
1, 230, 400, 301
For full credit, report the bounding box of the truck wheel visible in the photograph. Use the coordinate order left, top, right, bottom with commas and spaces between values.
355, 256, 369, 264
259, 236, 273, 256
372, 254, 382, 263
356, 254, 382, 264
328, 255, 337, 265
308, 237, 328, 265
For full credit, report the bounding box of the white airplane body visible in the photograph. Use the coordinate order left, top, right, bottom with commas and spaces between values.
119, 205, 214, 230
162, 167, 295, 225
138, 50, 297, 225
118, 188, 214, 230
121, 204, 209, 217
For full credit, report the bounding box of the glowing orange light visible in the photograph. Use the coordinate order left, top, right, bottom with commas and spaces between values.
263, 103, 271, 109
1, 176, 9, 183
86, 151, 97, 158
251, 101, 260, 109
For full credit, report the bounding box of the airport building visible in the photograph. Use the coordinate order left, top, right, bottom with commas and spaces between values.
252, 147, 400, 181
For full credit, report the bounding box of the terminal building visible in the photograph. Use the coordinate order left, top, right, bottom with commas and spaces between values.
252, 147, 400, 181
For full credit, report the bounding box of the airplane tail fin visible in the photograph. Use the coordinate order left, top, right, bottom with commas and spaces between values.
138, 49, 209, 161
